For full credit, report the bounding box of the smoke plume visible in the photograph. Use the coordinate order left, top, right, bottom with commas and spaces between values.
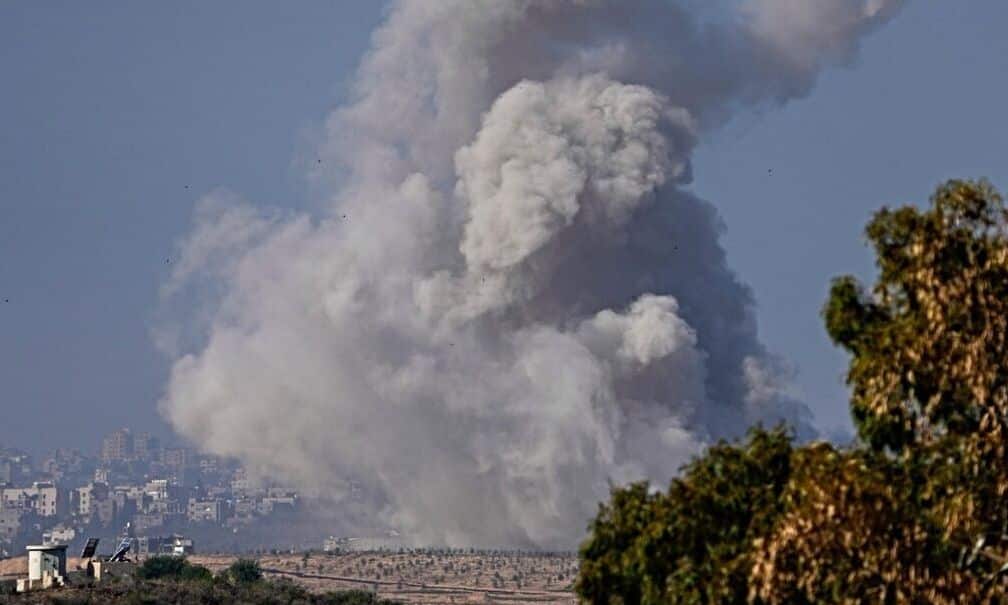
159, 0, 902, 548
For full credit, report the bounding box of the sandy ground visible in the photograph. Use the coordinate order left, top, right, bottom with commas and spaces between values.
1, 552, 578, 604
195, 553, 578, 605
0, 556, 23, 579
0, 556, 83, 579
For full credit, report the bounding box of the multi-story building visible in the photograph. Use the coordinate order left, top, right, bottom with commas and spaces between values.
40, 449, 90, 483
0, 451, 33, 486
145, 479, 169, 501
1, 482, 63, 517
187, 498, 224, 524
198, 456, 219, 475
146, 496, 186, 517
133, 433, 160, 462
101, 429, 133, 464
115, 484, 148, 511
0, 459, 14, 486
132, 513, 165, 534
161, 448, 190, 469
135, 535, 193, 556
92, 497, 116, 526
0, 509, 23, 542
42, 525, 75, 546
232, 498, 256, 522
75, 482, 109, 518
230, 477, 249, 494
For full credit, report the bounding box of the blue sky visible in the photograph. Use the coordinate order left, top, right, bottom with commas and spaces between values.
1, 1, 1006, 455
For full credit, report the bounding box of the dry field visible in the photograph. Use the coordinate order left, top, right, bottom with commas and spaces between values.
0, 551, 578, 604
0, 556, 23, 579
0, 557, 82, 579
192, 552, 578, 605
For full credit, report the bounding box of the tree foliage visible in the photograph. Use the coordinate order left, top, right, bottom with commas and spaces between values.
824, 179, 1008, 451
225, 558, 264, 584
577, 426, 793, 605
749, 445, 976, 604
135, 555, 213, 582
576, 180, 1008, 604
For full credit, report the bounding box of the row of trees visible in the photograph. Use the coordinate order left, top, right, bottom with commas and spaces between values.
576, 180, 1008, 603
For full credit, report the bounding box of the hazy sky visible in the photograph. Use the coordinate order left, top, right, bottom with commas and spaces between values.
2, 2, 1006, 457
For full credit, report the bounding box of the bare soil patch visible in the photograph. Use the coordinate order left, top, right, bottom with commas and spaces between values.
192, 552, 578, 605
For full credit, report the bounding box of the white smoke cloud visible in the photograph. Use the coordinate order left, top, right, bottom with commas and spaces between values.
457, 77, 690, 272
158, 0, 902, 548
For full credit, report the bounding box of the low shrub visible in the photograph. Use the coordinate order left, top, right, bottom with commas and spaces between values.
224, 558, 263, 584
135, 555, 212, 582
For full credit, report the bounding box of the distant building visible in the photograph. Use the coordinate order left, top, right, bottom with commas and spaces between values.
101, 429, 133, 464
144, 479, 169, 501
328, 533, 408, 553
161, 448, 190, 469
41, 525, 75, 546
1, 482, 64, 517
0, 451, 33, 486
0, 509, 24, 542
0, 459, 12, 486
230, 476, 250, 494
145, 497, 185, 517
187, 498, 224, 524
74, 482, 110, 518
198, 456, 220, 475
40, 449, 89, 483
258, 495, 297, 516
132, 513, 165, 534
90, 495, 116, 527
170, 535, 194, 556
232, 498, 256, 522
133, 433, 160, 462
135, 534, 193, 557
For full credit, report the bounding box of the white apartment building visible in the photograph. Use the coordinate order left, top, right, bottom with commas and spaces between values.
1, 482, 62, 517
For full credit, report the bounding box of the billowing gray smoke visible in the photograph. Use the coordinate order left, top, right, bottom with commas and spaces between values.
158, 0, 902, 548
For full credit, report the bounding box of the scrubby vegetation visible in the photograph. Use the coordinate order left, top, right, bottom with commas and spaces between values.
223, 558, 264, 585
135, 555, 213, 582
577, 180, 1008, 604
0, 557, 401, 605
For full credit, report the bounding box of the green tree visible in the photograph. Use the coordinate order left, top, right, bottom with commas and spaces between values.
577, 426, 793, 605
823, 179, 1008, 452
577, 179, 1008, 604
225, 558, 264, 584
822, 179, 1008, 572
135, 555, 212, 582
749, 444, 975, 604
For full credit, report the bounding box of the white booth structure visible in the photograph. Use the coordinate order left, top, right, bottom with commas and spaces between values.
17, 544, 67, 592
